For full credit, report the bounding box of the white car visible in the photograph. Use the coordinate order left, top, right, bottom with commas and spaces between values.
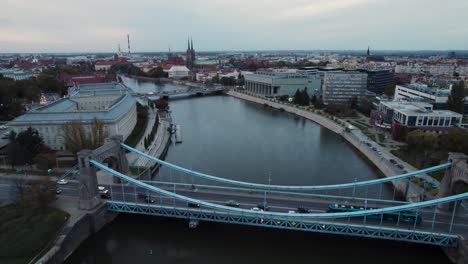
288, 210, 296, 214
0, 125, 7, 130
251, 207, 263, 212
57, 179, 68, 185
98, 186, 106, 191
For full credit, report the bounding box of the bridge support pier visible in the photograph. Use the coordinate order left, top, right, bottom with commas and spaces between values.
438, 153, 468, 212
77, 150, 101, 210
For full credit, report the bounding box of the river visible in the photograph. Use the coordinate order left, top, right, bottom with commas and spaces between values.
65, 79, 450, 264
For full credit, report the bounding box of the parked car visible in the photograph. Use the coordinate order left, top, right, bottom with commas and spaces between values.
390, 159, 397, 165
397, 164, 405, 169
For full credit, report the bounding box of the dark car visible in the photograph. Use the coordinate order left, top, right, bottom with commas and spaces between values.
390, 159, 397, 164
397, 164, 405, 169
55, 189, 62, 195
297, 207, 309, 213
257, 202, 269, 211
188, 202, 200, 208
225, 200, 240, 208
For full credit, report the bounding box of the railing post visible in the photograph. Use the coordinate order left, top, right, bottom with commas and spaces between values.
449, 201, 458, 233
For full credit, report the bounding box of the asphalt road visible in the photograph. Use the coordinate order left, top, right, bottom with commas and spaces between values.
1, 177, 466, 237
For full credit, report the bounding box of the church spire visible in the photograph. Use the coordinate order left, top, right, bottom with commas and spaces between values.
367, 46, 370, 56
187, 37, 190, 50
191, 37, 194, 51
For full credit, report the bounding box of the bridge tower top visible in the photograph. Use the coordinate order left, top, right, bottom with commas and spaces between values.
438, 152, 468, 211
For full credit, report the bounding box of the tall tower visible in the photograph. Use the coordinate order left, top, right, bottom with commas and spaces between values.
367, 46, 370, 56
190, 38, 196, 65
127, 34, 131, 54
186, 37, 192, 70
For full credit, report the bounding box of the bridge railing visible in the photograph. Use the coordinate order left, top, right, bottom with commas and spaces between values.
91, 159, 467, 239
121, 144, 451, 198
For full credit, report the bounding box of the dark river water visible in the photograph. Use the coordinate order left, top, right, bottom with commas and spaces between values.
65, 79, 450, 264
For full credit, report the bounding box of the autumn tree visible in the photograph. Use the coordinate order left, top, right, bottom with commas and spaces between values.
63, 118, 108, 154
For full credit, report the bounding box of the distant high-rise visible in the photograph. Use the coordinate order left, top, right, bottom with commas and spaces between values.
186, 37, 196, 70
127, 34, 131, 54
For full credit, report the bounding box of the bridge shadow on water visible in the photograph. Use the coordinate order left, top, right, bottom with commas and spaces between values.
65, 214, 451, 264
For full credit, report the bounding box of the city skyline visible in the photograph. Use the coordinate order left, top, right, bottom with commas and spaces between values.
1, 0, 468, 53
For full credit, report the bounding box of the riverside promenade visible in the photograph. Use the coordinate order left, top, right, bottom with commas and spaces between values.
227, 90, 433, 202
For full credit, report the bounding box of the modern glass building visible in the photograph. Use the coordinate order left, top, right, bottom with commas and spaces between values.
321, 71, 367, 105
244, 71, 321, 97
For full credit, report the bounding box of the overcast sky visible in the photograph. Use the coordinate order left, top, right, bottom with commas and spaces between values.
1, 0, 468, 53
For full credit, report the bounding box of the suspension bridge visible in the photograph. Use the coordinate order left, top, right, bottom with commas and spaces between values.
68, 136, 468, 249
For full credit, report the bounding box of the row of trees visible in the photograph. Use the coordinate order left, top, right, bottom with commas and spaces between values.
110, 64, 168, 78
293, 88, 310, 106
12, 175, 57, 214
63, 118, 108, 154
144, 114, 160, 150
403, 128, 468, 168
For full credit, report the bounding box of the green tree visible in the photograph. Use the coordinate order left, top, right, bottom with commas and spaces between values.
447, 82, 465, 114
358, 97, 373, 116
311, 94, 317, 104
15, 127, 44, 166
384, 84, 396, 97
35, 74, 62, 94
314, 97, 324, 109
406, 130, 439, 160
301, 88, 310, 106
293, 89, 301, 104
147, 67, 168, 78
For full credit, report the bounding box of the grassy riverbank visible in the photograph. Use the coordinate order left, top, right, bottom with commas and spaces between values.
124, 103, 149, 148
0, 205, 69, 264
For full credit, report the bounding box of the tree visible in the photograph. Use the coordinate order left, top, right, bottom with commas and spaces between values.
63, 118, 107, 154
384, 84, 396, 97
147, 67, 168, 78
314, 97, 324, 109
16, 127, 44, 166
311, 94, 317, 104
406, 130, 439, 160
294, 89, 301, 104
447, 82, 465, 114
301, 88, 310, 106
358, 97, 373, 116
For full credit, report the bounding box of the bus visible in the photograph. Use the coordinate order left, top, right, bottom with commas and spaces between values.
327, 204, 422, 225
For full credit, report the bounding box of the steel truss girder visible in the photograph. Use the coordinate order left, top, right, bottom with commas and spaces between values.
107, 201, 459, 247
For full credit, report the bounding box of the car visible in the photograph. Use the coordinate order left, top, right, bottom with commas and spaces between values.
251, 207, 263, 212
98, 186, 106, 191
257, 203, 269, 211
55, 189, 62, 195
224, 200, 240, 208
390, 159, 397, 164
296, 207, 309, 213
377, 150, 383, 155
372, 147, 377, 151
0, 125, 7, 130
288, 210, 296, 214
1, 136, 8, 140
57, 179, 68, 185
188, 202, 200, 208
397, 164, 405, 169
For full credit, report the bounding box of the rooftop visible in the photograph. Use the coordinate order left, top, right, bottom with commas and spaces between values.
381, 101, 461, 117
399, 83, 450, 96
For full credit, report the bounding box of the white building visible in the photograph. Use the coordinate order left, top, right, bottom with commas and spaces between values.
394, 83, 468, 127
9, 84, 136, 150
244, 71, 321, 97
321, 71, 367, 105
0, 68, 33, 80
378, 101, 462, 129
166, 65, 190, 79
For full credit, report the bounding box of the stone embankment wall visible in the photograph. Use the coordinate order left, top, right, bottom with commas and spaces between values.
38, 204, 117, 264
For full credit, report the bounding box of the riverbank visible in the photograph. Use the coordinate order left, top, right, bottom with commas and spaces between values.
227, 90, 427, 201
